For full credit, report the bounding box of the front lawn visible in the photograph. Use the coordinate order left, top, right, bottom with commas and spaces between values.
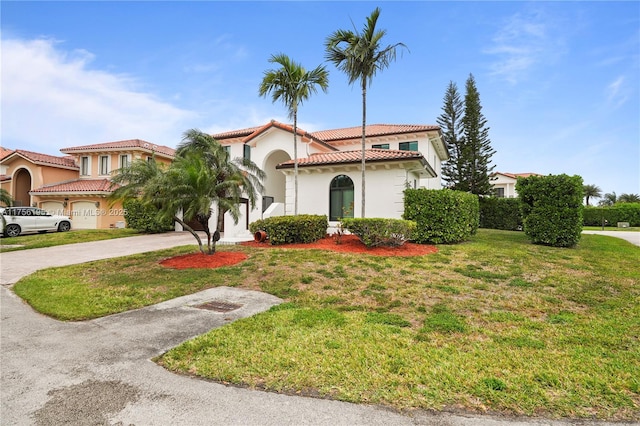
12, 230, 640, 420
0, 228, 140, 252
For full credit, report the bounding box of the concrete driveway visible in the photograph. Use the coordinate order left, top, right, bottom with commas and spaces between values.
0, 233, 634, 425
582, 230, 640, 247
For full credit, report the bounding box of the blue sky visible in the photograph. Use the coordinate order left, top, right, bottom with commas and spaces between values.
2, 1, 639, 197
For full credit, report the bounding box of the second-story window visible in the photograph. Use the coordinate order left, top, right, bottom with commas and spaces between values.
99, 155, 110, 175
372, 143, 389, 149
80, 156, 90, 176
399, 141, 418, 152
243, 144, 251, 161
119, 154, 131, 169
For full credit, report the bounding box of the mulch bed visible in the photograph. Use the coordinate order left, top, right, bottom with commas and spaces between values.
160, 235, 437, 269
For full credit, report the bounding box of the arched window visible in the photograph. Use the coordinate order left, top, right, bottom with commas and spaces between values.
329, 175, 354, 221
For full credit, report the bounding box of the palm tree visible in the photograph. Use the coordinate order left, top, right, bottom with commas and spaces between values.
259, 53, 329, 215
325, 7, 406, 218
110, 130, 265, 255
599, 192, 617, 207
618, 193, 640, 203
175, 129, 265, 254
583, 184, 602, 206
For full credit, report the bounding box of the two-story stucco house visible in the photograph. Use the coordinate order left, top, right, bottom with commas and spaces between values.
0, 140, 175, 229
208, 120, 448, 238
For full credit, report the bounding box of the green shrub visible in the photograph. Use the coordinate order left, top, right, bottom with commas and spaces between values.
479, 197, 522, 230
516, 174, 583, 247
403, 189, 479, 244
123, 199, 173, 233
583, 204, 640, 227
340, 218, 416, 247
249, 214, 327, 245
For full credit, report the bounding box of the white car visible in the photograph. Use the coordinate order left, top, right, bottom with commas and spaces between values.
1, 207, 72, 237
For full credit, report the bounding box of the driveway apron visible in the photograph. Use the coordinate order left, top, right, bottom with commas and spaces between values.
1, 233, 633, 425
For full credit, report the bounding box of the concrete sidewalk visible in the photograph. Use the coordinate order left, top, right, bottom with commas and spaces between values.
0, 233, 634, 425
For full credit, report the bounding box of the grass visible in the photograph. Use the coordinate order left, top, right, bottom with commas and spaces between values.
0, 228, 140, 252
12, 230, 640, 420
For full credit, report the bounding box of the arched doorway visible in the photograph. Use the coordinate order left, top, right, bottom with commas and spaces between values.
263, 150, 290, 212
13, 168, 32, 207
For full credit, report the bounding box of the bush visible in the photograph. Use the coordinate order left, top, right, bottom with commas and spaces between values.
583, 204, 640, 227
403, 189, 479, 244
249, 215, 327, 245
123, 199, 173, 233
479, 197, 523, 230
340, 218, 416, 247
516, 174, 583, 247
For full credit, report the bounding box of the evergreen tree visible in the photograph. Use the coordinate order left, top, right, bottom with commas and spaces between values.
461, 74, 495, 195
437, 81, 465, 190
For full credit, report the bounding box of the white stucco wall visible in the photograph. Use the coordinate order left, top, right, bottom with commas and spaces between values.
491, 175, 518, 197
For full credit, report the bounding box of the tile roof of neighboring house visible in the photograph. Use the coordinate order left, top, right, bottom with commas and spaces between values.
1, 149, 79, 169
311, 124, 440, 142
242, 120, 337, 151
0, 147, 13, 160
277, 148, 427, 168
60, 139, 176, 158
31, 179, 117, 194
494, 172, 543, 179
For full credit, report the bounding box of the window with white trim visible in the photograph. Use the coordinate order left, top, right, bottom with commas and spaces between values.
99, 155, 110, 175
80, 156, 90, 176
119, 154, 131, 169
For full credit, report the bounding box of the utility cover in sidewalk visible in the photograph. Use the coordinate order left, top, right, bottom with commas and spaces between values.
195, 301, 243, 313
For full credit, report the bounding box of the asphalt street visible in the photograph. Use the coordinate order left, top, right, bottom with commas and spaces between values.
1, 232, 637, 425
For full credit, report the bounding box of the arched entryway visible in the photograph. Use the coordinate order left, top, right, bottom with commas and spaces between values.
262, 150, 290, 212
13, 168, 32, 207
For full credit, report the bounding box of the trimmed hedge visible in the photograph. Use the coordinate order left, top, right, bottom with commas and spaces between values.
123, 199, 174, 233
403, 189, 479, 244
516, 174, 583, 247
340, 218, 416, 247
479, 197, 522, 230
583, 204, 640, 227
249, 214, 327, 245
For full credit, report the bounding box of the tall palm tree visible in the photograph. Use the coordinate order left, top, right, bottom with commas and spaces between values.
259, 53, 329, 215
618, 193, 640, 203
583, 184, 602, 206
325, 7, 406, 218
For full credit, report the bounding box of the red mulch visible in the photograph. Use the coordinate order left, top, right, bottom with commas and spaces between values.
241, 234, 437, 257
160, 252, 248, 269
160, 235, 437, 270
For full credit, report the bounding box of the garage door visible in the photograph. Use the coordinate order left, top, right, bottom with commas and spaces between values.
71, 201, 98, 229
41, 201, 65, 216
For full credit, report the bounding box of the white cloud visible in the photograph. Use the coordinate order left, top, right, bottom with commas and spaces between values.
1, 38, 195, 154
605, 76, 629, 108
485, 9, 566, 85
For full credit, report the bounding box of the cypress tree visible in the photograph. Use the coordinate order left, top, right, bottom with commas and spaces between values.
437, 81, 466, 190
461, 74, 495, 195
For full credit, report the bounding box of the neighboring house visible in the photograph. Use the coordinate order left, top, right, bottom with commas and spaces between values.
0, 140, 174, 229
491, 172, 543, 198
210, 120, 448, 237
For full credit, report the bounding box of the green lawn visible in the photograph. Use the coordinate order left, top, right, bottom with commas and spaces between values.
0, 228, 140, 252
12, 230, 640, 420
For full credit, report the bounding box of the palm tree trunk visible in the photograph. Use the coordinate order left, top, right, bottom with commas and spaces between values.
293, 109, 299, 216
173, 216, 205, 254
361, 79, 367, 218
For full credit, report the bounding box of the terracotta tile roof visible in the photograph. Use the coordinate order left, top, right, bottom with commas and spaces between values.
311, 124, 440, 142
0, 175, 10, 182
31, 179, 117, 194
60, 139, 175, 158
212, 126, 263, 140
242, 120, 336, 151
277, 148, 427, 168
494, 172, 543, 179
2, 149, 78, 169
0, 147, 13, 160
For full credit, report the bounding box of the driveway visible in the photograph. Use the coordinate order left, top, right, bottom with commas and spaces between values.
582, 230, 640, 247
0, 233, 634, 425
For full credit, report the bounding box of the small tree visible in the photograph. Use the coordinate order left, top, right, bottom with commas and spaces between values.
599, 192, 617, 206
583, 184, 602, 206
618, 193, 640, 203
